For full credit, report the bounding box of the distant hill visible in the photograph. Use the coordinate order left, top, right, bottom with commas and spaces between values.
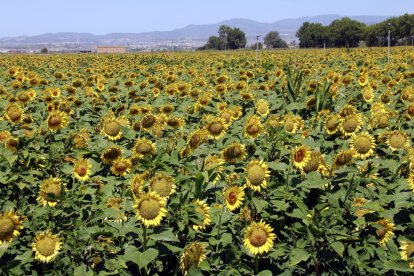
0, 15, 390, 50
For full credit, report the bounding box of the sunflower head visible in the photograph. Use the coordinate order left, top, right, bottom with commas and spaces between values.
149, 173, 176, 198
0, 210, 24, 244
339, 114, 363, 137
179, 242, 207, 276
4, 103, 24, 125
333, 149, 355, 167
325, 114, 341, 135
387, 131, 409, 151
133, 138, 156, 158
101, 146, 123, 164
350, 132, 376, 160
400, 241, 414, 262
110, 158, 131, 177
256, 99, 270, 117
224, 186, 245, 211
192, 200, 211, 232
134, 191, 167, 227
292, 145, 311, 170
47, 110, 69, 132
205, 117, 228, 140
32, 230, 62, 263
222, 142, 246, 163
376, 219, 395, 246
245, 160, 270, 192
243, 220, 276, 255
37, 178, 64, 207
244, 115, 264, 139
73, 158, 92, 182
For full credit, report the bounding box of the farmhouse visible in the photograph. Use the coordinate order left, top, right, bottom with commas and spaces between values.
96, 46, 127, 53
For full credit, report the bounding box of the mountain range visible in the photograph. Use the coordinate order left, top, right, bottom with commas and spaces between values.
0, 15, 390, 51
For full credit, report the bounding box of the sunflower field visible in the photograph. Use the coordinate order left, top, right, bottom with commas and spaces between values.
1, 48, 414, 275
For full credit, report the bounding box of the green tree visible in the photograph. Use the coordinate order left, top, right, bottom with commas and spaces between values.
40, 48, 48, 54
296, 22, 327, 48
328, 17, 366, 48
264, 31, 288, 48
199, 25, 246, 50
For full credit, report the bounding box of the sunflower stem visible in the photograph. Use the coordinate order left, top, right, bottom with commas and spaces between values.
254, 254, 259, 274
142, 225, 148, 276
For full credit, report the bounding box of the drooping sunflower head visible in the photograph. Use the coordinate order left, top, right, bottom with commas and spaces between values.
255, 99, 270, 117
37, 178, 64, 207
149, 173, 176, 198
222, 142, 246, 163
205, 117, 228, 140
292, 145, 311, 170
244, 115, 264, 139
0, 210, 24, 244
203, 155, 224, 184
333, 149, 355, 167
5, 137, 19, 152
72, 128, 91, 149
47, 110, 69, 132
105, 197, 127, 223
224, 186, 245, 211
339, 104, 358, 118
370, 111, 389, 129
32, 230, 63, 263
166, 116, 185, 129
110, 157, 131, 177
179, 242, 207, 276
192, 200, 211, 232
350, 132, 376, 160
133, 138, 156, 158
4, 103, 24, 125
73, 158, 92, 182
245, 160, 270, 192
302, 151, 323, 174
362, 85, 374, 102
140, 114, 158, 131
243, 220, 276, 255
339, 113, 363, 137
387, 130, 409, 151
282, 114, 304, 134
376, 219, 395, 246
133, 191, 167, 227
130, 173, 147, 198
187, 129, 209, 150
400, 240, 414, 262
101, 146, 123, 164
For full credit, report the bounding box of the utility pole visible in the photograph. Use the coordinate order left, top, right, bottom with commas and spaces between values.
256, 35, 260, 63
323, 39, 326, 55
387, 23, 391, 64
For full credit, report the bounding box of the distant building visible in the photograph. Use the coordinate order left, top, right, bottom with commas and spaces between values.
96, 46, 127, 54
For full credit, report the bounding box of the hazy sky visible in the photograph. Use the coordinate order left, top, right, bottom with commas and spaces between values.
1, 0, 413, 37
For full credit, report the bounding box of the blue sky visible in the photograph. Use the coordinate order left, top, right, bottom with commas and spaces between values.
1, 0, 413, 37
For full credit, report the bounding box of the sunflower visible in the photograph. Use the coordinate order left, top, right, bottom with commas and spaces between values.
203, 155, 224, 184
376, 219, 395, 246
358, 74, 369, 87
166, 116, 185, 130
179, 242, 207, 276
105, 197, 127, 223
245, 160, 270, 192
140, 114, 158, 132
387, 131, 410, 151
131, 173, 148, 198
292, 145, 311, 170
100, 113, 128, 141
192, 200, 211, 232
73, 158, 92, 182
370, 111, 389, 129
302, 151, 328, 175
361, 85, 374, 102
37, 178, 64, 207
256, 99, 270, 117
282, 114, 304, 134
5, 137, 19, 152
132, 138, 156, 159
407, 171, 414, 191
205, 117, 228, 140
220, 109, 234, 124
0, 210, 24, 244
47, 110, 69, 132
49, 87, 61, 98
224, 186, 245, 211
222, 142, 246, 163
180, 129, 209, 157
110, 157, 131, 177
72, 128, 90, 149
400, 240, 414, 268
4, 103, 24, 124
134, 191, 167, 227
244, 115, 264, 139
101, 146, 123, 164
339, 104, 358, 117
339, 113, 363, 137
350, 132, 376, 160
149, 172, 176, 198
325, 114, 341, 135
0, 131, 11, 144
333, 149, 355, 167
32, 230, 62, 263
243, 220, 276, 255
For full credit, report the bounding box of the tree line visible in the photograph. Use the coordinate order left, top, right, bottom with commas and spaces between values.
198, 25, 287, 50
296, 13, 414, 48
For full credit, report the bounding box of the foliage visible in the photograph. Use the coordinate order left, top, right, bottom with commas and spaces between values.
263, 31, 288, 49
1, 47, 414, 275
199, 25, 246, 50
